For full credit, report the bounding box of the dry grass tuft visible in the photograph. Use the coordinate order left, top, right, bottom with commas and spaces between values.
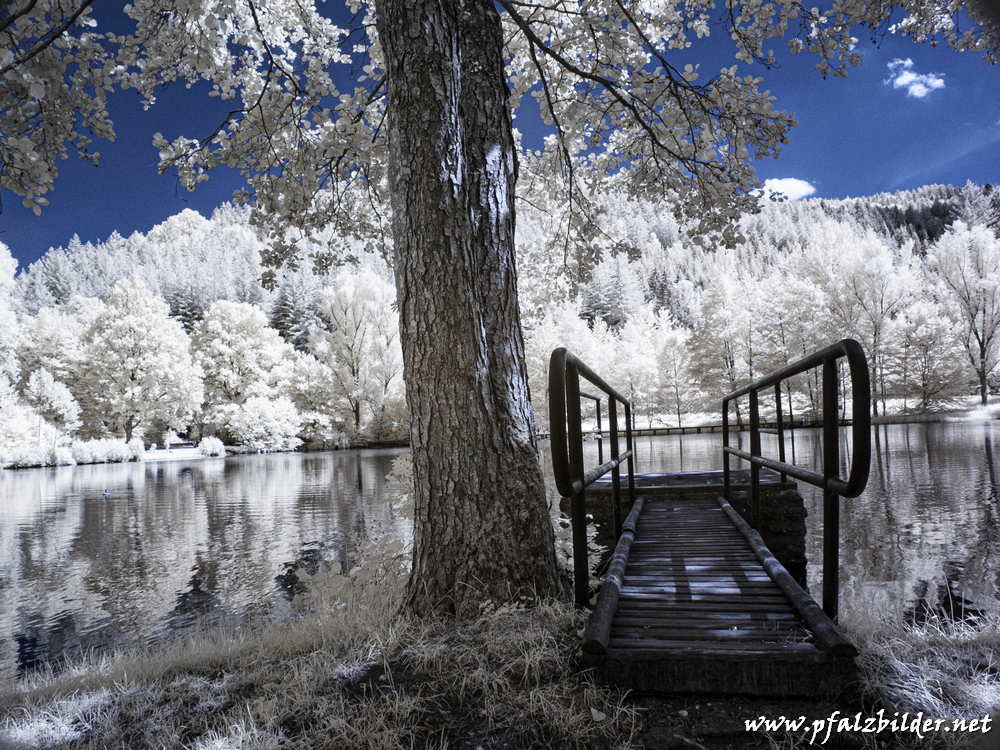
846, 608, 1000, 720
398, 599, 637, 748
841, 606, 1000, 749
0, 584, 636, 750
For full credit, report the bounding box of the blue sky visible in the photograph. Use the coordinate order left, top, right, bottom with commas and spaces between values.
1, 11, 997, 271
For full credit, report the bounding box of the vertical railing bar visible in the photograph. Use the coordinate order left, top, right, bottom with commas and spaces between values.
609, 398, 623, 543
722, 397, 730, 501
822, 356, 840, 621
774, 382, 787, 482
623, 400, 636, 507
749, 388, 761, 529
566, 362, 589, 608
596, 398, 603, 465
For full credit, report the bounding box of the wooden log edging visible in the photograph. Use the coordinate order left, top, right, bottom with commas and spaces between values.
583, 495, 646, 655
715, 494, 858, 658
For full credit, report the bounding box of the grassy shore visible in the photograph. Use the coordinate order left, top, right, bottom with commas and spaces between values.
5, 595, 999, 750
3, 564, 998, 749
846, 608, 1000, 730
0, 576, 638, 750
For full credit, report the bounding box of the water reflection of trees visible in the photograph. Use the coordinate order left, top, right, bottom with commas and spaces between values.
771, 424, 1000, 619
0, 449, 409, 680
836, 423, 1000, 620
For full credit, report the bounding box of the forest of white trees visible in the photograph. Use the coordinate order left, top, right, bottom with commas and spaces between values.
1, 181, 997, 467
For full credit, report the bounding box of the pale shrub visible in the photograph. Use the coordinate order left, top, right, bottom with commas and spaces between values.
71, 439, 133, 464
198, 436, 226, 457
127, 438, 146, 461
1, 445, 77, 468
227, 396, 302, 452
0, 446, 42, 468
71, 440, 94, 465
53, 446, 75, 466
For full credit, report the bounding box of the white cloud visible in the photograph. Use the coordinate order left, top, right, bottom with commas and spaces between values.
885, 58, 945, 98
762, 177, 816, 201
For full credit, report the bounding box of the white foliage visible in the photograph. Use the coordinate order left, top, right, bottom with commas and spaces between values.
613, 307, 663, 426
283, 351, 350, 448
193, 300, 295, 437
928, 221, 1000, 403
655, 319, 695, 427
79, 277, 204, 442
198, 436, 226, 457
70, 438, 134, 465
226, 395, 303, 452
581, 254, 646, 329
0, 242, 20, 383
15, 207, 275, 322
24, 368, 81, 436
18, 302, 93, 388
0, 375, 40, 458
885, 298, 968, 409
523, 301, 611, 429
128, 437, 147, 461
310, 267, 405, 440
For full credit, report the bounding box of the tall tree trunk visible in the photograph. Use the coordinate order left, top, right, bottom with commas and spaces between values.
870, 365, 879, 417
377, 0, 562, 617
980, 339, 990, 405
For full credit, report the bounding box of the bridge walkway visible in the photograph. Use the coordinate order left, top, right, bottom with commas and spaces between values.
547, 341, 871, 697
580, 480, 856, 696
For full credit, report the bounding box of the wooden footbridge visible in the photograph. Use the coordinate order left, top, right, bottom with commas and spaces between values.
548, 341, 871, 697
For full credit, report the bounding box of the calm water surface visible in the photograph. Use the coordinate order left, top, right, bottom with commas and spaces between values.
3, 422, 999, 679
0, 449, 407, 681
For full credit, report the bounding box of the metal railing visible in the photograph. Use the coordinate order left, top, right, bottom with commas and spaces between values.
549, 348, 636, 606
722, 338, 871, 621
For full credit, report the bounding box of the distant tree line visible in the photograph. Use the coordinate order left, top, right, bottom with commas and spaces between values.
1, 208, 406, 457
1, 182, 997, 460
521, 181, 1000, 426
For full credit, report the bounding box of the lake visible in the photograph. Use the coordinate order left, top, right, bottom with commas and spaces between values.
2, 421, 999, 679
0, 450, 407, 681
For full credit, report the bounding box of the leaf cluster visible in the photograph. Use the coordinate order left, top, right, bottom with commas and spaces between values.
1, 0, 995, 259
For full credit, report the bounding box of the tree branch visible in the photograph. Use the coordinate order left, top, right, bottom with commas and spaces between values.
497, 0, 697, 167
0, 0, 97, 78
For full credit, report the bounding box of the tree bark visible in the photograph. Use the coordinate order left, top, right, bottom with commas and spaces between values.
376, 0, 562, 616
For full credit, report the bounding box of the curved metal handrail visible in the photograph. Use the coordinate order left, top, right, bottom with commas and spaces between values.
549, 347, 636, 606
723, 338, 870, 497
722, 337, 871, 621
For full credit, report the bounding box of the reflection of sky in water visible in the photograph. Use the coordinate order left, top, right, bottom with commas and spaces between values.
0, 449, 409, 681
540, 422, 1000, 624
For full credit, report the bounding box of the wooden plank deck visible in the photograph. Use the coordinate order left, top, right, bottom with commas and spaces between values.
581, 491, 857, 697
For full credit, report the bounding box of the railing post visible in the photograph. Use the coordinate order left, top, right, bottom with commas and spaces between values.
596, 399, 603, 465
822, 356, 840, 621
566, 363, 589, 608
609, 399, 623, 543
774, 382, 786, 482
749, 389, 761, 529
624, 402, 636, 506
722, 398, 730, 501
